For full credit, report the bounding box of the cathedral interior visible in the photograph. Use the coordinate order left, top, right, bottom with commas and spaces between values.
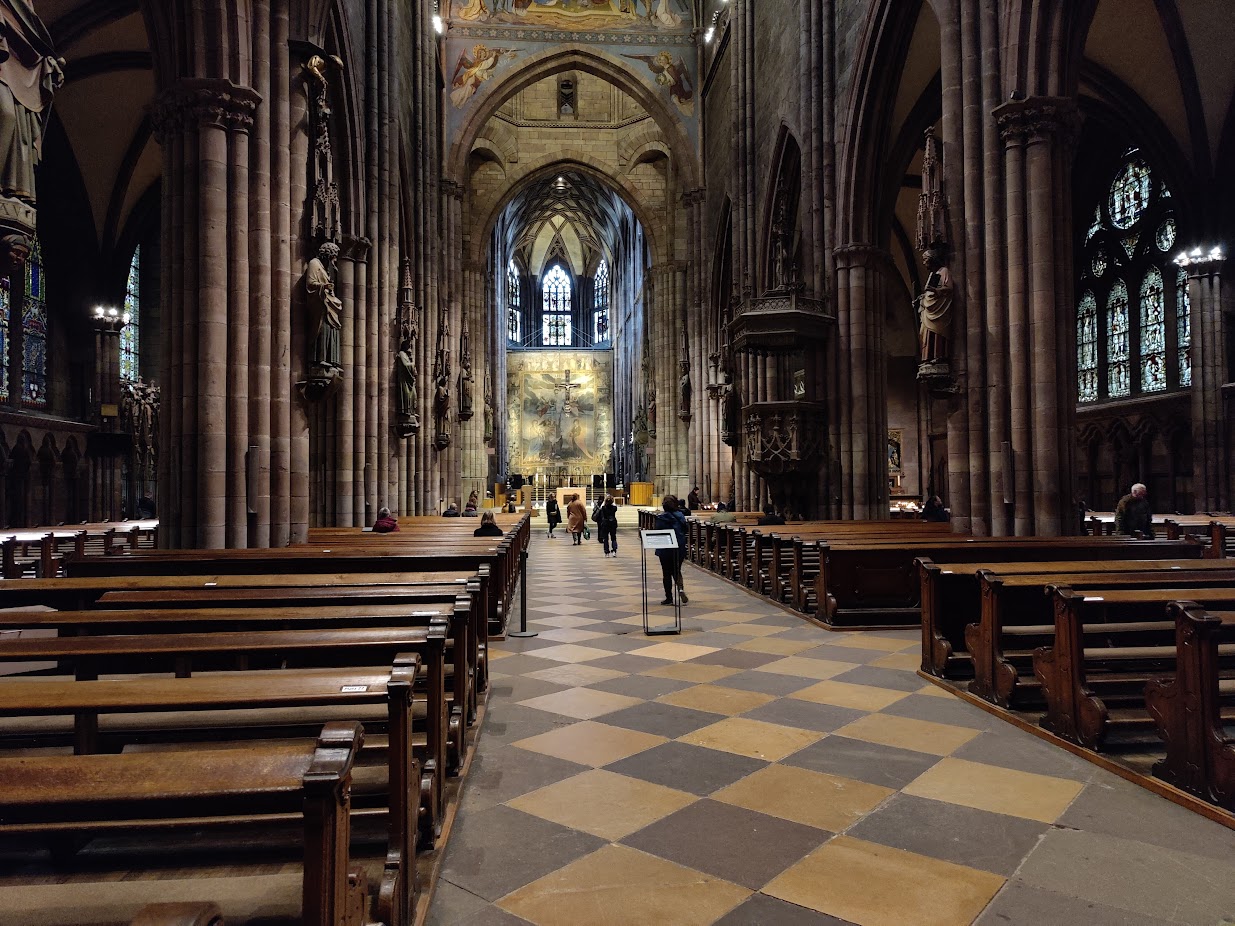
3, 3, 1235, 925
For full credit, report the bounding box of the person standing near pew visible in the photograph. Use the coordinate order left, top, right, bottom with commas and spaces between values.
1115, 482, 1154, 538
545, 495, 562, 539
373, 506, 399, 533
655, 495, 689, 604
566, 493, 588, 545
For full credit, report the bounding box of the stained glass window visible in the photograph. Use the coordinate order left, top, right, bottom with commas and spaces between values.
1078, 149, 1186, 403
541, 264, 571, 346
1077, 291, 1098, 403
21, 238, 46, 407
1177, 267, 1191, 387
120, 246, 140, 382
1106, 279, 1130, 399
1139, 268, 1166, 393
593, 258, 610, 344
506, 260, 521, 343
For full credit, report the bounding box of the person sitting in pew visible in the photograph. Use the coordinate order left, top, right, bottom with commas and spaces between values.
473, 511, 503, 538
443, 503, 460, 517
757, 504, 785, 526
464, 490, 479, 516
922, 495, 950, 522
373, 506, 400, 533
1115, 482, 1154, 537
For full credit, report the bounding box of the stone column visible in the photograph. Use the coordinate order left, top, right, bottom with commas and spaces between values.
1180, 253, 1230, 512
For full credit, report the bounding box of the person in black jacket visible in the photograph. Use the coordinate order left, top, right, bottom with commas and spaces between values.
922, 495, 950, 522
473, 510, 504, 537
597, 494, 619, 556
545, 495, 562, 538
757, 503, 785, 526
654, 495, 689, 604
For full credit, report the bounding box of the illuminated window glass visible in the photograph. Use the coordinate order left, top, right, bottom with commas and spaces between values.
593, 258, 610, 344
1177, 267, 1191, 387
1106, 279, 1129, 399
21, 238, 46, 407
542, 313, 571, 346
506, 260, 521, 343
1155, 218, 1176, 252
1077, 291, 1097, 403
120, 246, 140, 382
1109, 158, 1151, 229
541, 264, 571, 346
1139, 268, 1165, 393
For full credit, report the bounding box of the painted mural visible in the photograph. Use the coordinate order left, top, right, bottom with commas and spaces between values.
450, 44, 519, 108
453, 0, 689, 32
623, 50, 692, 115
507, 350, 613, 473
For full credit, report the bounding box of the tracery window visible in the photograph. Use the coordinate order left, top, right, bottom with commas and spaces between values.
593, 258, 610, 344
541, 264, 572, 347
1176, 267, 1191, 387
120, 246, 140, 382
21, 238, 46, 407
506, 260, 522, 344
1077, 150, 1188, 403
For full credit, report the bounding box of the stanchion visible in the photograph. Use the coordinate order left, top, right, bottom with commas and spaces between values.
509, 547, 538, 638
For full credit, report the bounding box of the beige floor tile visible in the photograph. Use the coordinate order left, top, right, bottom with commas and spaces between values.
498, 844, 749, 926
612, 615, 651, 627
754, 656, 856, 681
535, 627, 609, 644
678, 717, 823, 761
732, 637, 817, 656
518, 687, 645, 721
487, 649, 515, 661
791, 680, 912, 712
869, 652, 922, 670
513, 720, 666, 767
525, 643, 615, 664
529, 615, 604, 629
764, 836, 1003, 926
641, 663, 741, 684
627, 641, 721, 662
657, 684, 776, 716
903, 757, 1084, 823
524, 664, 628, 688
506, 769, 698, 840
916, 683, 957, 699
833, 713, 979, 756
825, 634, 917, 653
713, 765, 894, 832
714, 623, 788, 637
693, 609, 765, 624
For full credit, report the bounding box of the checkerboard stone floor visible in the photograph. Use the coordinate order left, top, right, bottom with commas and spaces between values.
427, 531, 1235, 926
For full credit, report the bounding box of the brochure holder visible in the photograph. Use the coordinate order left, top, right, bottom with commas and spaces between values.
640, 529, 682, 635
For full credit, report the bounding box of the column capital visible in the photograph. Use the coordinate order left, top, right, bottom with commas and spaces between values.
339, 235, 372, 262
993, 96, 1080, 145
832, 243, 896, 274
681, 188, 706, 207
151, 78, 262, 141
441, 179, 466, 201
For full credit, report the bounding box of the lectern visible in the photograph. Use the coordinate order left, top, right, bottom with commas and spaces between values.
639, 529, 682, 635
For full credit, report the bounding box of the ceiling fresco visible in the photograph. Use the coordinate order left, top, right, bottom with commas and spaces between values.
451, 0, 692, 34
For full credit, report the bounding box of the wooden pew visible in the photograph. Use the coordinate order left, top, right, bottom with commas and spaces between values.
1033, 587, 1235, 749
918, 556, 1235, 680
1145, 601, 1235, 810
0, 722, 377, 926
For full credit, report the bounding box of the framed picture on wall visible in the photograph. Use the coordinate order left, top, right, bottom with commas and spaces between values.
888, 428, 903, 474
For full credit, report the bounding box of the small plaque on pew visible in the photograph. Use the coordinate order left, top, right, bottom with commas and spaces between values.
341, 685, 369, 693
1083, 596, 1104, 602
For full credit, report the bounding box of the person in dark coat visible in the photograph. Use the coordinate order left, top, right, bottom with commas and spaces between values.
443, 503, 460, 517
373, 506, 399, 533
545, 495, 562, 538
1114, 483, 1154, 537
757, 504, 785, 526
654, 495, 688, 604
922, 495, 950, 522
687, 486, 701, 510
473, 510, 504, 537
597, 494, 618, 556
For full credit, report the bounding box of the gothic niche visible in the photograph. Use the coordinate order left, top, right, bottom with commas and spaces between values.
299, 51, 345, 401
914, 127, 956, 391
433, 308, 452, 450
122, 377, 160, 510
678, 327, 692, 424
0, 2, 63, 278
458, 311, 474, 422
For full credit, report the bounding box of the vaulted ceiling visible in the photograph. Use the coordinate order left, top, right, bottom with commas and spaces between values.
504, 170, 633, 277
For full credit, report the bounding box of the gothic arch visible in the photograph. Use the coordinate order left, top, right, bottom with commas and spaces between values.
759, 127, 802, 296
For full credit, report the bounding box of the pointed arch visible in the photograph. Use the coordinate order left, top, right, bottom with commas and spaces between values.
760, 127, 803, 295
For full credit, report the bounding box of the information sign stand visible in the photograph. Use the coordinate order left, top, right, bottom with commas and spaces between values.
640, 529, 682, 635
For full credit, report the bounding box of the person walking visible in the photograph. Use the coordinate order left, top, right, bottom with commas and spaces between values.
566, 493, 588, 545
545, 495, 562, 539
654, 494, 689, 604
597, 494, 618, 556
1115, 483, 1154, 538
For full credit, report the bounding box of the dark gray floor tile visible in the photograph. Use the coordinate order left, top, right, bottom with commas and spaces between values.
714, 893, 856, 926
1015, 829, 1235, 924
458, 743, 588, 812
878, 693, 998, 731
768, 626, 832, 643
496, 676, 574, 703
585, 673, 694, 700
601, 701, 722, 739
974, 881, 1168, 926
1057, 775, 1235, 862
478, 702, 576, 747
712, 669, 817, 697
586, 653, 676, 674
425, 878, 491, 925
741, 698, 867, 734
577, 633, 656, 653
622, 800, 829, 890
604, 741, 769, 796
829, 664, 926, 693
438, 804, 606, 902
794, 644, 890, 665
457, 905, 536, 926
688, 649, 781, 669
951, 728, 1096, 783
846, 793, 1046, 876
784, 735, 941, 789
484, 653, 565, 677
680, 631, 762, 650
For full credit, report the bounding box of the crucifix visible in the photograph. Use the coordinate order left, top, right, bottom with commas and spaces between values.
549, 369, 581, 452
552, 368, 581, 402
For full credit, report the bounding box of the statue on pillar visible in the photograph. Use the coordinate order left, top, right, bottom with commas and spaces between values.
395, 320, 419, 439
305, 241, 344, 388
458, 311, 474, 422
678, 357, 692, 424
433, 310, 452, 450
914, 126, 955, 384
0, 1, 62, 278
768, 186, 796, 292
915, 247, 954, 367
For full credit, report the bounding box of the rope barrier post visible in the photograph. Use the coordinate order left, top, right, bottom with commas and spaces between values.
509, 547, 537, 638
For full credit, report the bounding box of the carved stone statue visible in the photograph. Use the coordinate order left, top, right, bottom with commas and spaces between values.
633, 405, 649, 447
395, 336, 418, 432
678, 359, 692, 423
434, 370, 450, 423
483, 392, 494, 444
915, 247, 954, 365
769, 188, 793, 291
306, 241, 343, 374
